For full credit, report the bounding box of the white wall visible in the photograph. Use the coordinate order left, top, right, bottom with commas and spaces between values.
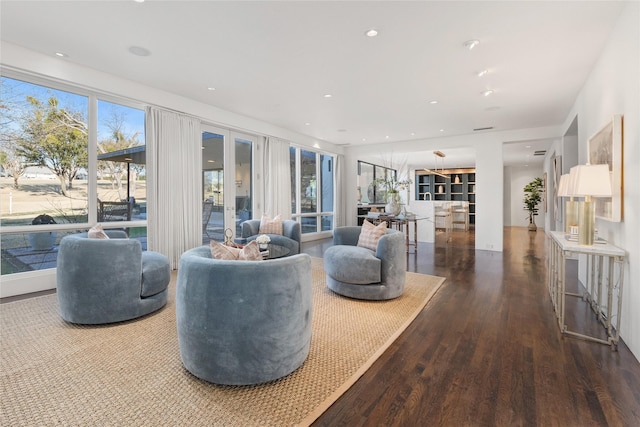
504, 165, 545, 228
561, 2, 640, 359
344, 126, 561, 252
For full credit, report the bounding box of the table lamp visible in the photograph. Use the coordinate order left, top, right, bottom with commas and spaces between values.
557, 173, 579, 235
568, 164, 612, 245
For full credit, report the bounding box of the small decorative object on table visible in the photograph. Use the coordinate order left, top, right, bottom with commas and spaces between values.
223, 228, 242, 248
256, 234, 271, 250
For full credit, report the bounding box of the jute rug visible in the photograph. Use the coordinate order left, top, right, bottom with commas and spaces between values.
0, 257, 445, 426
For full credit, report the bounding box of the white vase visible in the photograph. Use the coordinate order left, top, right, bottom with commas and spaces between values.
385, 193, 402, 216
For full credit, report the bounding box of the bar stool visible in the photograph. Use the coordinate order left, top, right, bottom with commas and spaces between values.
451, 201, 469, 231
434, 202, 452, 234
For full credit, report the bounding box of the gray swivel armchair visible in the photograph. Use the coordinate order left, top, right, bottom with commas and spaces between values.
176, 246, 312, 385
240, 219, 302, 254
56, 230, 170, 324
324, 226, 406, 300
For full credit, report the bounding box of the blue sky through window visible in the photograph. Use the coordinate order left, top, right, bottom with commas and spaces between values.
1, 76, 144, 144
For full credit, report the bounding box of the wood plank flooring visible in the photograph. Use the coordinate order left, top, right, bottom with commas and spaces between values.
302, 227, 640, 427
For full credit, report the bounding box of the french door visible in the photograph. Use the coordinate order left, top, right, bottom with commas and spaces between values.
201, 126, 256, 244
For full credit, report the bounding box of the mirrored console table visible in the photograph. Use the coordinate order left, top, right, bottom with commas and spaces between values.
547, 231, 625, 350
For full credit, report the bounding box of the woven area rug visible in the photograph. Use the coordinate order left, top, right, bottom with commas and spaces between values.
0, 257, 445, 426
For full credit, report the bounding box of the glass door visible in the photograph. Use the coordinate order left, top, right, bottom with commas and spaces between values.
233, 135, 253, 236
201, 126, 255, 244
202, 130, 225, 243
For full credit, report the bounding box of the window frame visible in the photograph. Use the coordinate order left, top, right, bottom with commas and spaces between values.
0, 70, 148, 285
290, 145, 335, 237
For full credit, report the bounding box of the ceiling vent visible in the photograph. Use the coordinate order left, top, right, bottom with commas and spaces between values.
534, 150, 547, 156
473, 126, 494, 131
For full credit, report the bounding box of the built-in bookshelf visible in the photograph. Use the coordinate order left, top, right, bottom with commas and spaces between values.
415, 168, 476, 225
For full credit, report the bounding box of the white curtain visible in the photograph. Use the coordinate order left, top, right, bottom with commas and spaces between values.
146, 107, 202, 269
264, 137, 292, 219
334, 154, 346, 227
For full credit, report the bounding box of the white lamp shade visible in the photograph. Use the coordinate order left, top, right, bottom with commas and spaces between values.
557, 174, 569, 197
569, 164, 612, 197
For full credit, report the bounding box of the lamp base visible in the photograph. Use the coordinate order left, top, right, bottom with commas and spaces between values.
578, 199, 595, 246
565, 199, 579, 234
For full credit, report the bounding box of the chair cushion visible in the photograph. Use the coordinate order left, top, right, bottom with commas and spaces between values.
324, 245, 381, 284
357, 219, 387, 251
141, 251, 171, 297
259, 214, 283, 235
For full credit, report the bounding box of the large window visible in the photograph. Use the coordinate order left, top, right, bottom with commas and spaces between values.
0, 75, 147, 277
1, 77, 89, 225
357, 160, 396, 204
96, 100, 146, 223
290, 147, 334, 234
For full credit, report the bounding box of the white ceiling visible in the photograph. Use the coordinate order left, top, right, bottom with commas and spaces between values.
0, 1, 626, 167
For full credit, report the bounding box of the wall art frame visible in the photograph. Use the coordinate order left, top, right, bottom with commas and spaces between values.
588, 114, 623, 222
553, 154, 562, 221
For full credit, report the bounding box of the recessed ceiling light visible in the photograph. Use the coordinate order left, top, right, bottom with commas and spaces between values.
323, 94, 332, 98
304, 122, 311, 126
55, 52, 67, 57
207, 87, 216, 91
362, 138, 367, 142
477, 69, 489, 77
429, 100, 438, 104
440, 129, 445, 132
134, 0, 145, 3
365, 29, 379, 37
128, 46, 151, 57
464, 40, 480, 50
481, 89, 494, 97
525, 145, 532, 148
411, 132, 415, 136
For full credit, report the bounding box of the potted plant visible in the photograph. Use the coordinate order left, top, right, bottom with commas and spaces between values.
29, 214, 58, 250
523, 177, 544, 231
375, 175, 412, 216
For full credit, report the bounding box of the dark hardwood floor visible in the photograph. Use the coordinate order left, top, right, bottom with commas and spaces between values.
303, 227, 640, 427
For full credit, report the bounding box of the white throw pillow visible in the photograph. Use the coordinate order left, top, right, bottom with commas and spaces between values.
357, 219, 387, 251
258, 214, 283, 235
210, 240, 263, 261
88, 224, 109, 239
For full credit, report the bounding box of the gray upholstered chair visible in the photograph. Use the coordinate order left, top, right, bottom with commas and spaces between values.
324, 226, 406, 300
240, 219, 301, 254
56, 230, 170, 324
176, 246, 312, 385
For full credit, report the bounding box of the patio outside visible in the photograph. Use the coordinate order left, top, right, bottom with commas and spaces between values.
1, 176, 148, 275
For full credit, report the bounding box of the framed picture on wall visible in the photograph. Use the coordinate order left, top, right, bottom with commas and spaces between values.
543, 172, 547, 213
553, 155, 562, 221
588, 114, 623, 222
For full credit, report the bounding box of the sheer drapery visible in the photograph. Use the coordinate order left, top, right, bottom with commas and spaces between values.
146, 107, 202, 269
264, 137, 292, 219
334, 154, 346, 227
